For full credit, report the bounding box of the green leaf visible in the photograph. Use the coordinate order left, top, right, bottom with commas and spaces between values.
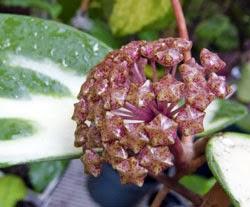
198, 99, 247, 137
109, 0, 172, 36
89, 0, 115, 21
0, 175, 27, 207
179, 175, 216, 196
88, 19, 123, 49
138, 30, 159, 41
0, 14, 111, 168
1, 0, 62, 19
29, 160, 68, 192
236, 112, 250, 133
237, 64, 250, 103
58, 0, 81, 23
0, 118, 36, 140
206, 132, 250, 207
195, 15, 239, 51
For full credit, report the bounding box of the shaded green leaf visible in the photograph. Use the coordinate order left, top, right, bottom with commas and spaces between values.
88, 19, 123, 48
1, 0, 62, 19
109, 0, 172, 36
0, 65, 71, 99
29, 160, 68, 192
237, 64, 250, 103
198, 100, 247, 137
195, 15, 239, 51
58, 0, 81, 23
0, 175, 27, 207
236, 112, 250, 133
89, 0, 115, 20
0, 118, 36, 140
0, 14, 111, 168
138, 30, 159, 41
179, 175, 216, 196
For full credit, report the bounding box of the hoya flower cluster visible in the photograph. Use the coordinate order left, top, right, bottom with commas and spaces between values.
72, 38, 231, 186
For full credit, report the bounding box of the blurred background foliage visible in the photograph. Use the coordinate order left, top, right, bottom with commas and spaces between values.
0, 0, 250, 206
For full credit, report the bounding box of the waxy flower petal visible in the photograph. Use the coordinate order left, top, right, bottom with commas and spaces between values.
114, 157, 148, 186
121, 123, 149, 153
101, 112, 126, 142
85, 125, 102, 149
145, 114, 177, 146
208, 73, 229, 98
200, 48, 226, 73
155, 48, 183, 67
138, 146, 174, 175
175, 105, 205, 136
104, 141, 128, 160
74, 123, 88, 147
185, 82, 215, 111
179, 59, 206, 86
154, 74, 185, 103
72, 98, 88, 124
81, 150, 102, 177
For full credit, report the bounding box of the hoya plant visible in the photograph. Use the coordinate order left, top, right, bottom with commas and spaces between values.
0, 0, 249, 206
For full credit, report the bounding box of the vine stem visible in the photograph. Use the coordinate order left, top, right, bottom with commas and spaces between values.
80, 0, 90, 13
150, 185, 170, 207
200, 183, 230, 207
151, 173, 203, 206
171, 0, 191, 61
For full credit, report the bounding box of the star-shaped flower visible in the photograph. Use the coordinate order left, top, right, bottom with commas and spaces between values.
145, 113, 177, 146
72, 98, 88, 124
101, 112, 126, 142
120, 123, 149, 153
138, 146, 174, 175
175, 105, 205, 136
82, 150, 102, 177
208, 72, 230, 98
114, 157, 148, 186
153, 74, 185, 103
200, 48, 226, 73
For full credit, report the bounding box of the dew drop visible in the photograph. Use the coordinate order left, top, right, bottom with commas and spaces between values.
83, 56, 88, 62
44, 79, 49, 86
16, 46, 22, 53
221, 138, 235, 148
34, 32, 38, 37
62, 59, 68, 67
34, 44, 37, 50
93, 43, 99, 53
58, 28, 66, 33
3, 38, 11, 48
81, 43, 85, 48
50, 48, 55, 56
75, 51, 79, 56
44, 25, 48, 30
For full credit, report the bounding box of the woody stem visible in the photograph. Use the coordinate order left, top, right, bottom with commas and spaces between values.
171, 0, 191, 61
151, 173, 203, 206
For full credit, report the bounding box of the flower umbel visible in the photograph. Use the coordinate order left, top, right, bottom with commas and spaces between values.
72, 38, 231, 186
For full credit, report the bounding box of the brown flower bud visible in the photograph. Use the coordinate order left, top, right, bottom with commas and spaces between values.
81, 150, 102, 177
200, 48, 226, 73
